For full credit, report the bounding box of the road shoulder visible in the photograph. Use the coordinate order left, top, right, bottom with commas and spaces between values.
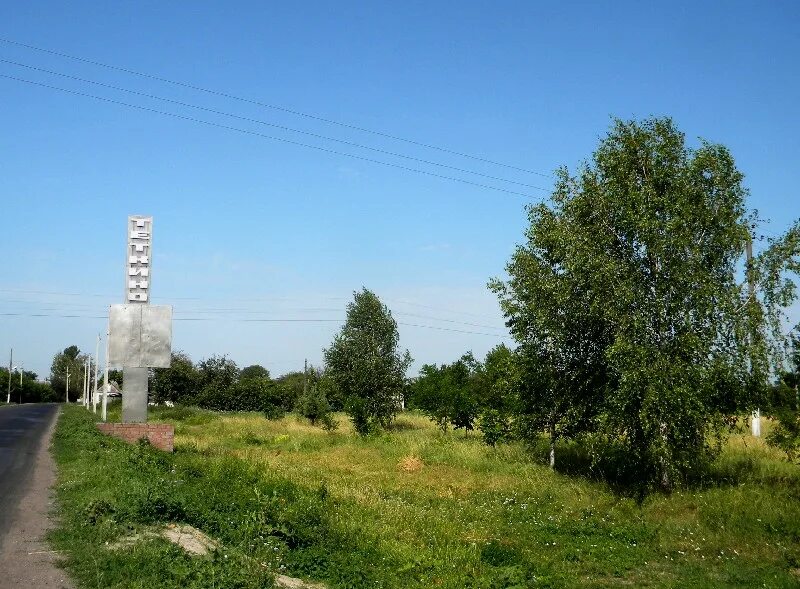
0, 406, 73, 589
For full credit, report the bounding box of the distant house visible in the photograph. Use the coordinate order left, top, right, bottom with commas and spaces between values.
105, 381, 122, 398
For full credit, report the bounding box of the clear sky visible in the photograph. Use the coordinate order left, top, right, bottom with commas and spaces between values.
1, 1, 799, 379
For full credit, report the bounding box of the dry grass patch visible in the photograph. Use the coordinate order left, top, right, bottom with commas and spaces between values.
398, 455, 423, 472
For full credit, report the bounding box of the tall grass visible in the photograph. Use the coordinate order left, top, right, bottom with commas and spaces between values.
52, 405, 800, 588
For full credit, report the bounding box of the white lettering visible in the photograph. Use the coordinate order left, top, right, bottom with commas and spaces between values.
126, 216, 153, 305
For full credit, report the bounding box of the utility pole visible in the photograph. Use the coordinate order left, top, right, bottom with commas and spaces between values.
86, 359, 91, 408
746, 236, 761, 437
6, 348, 11, 404
93, 334, 100, 413
84, 359, 90, 408
65, 366, 70, 403
18, 363, 22, 404
102, 320, 110, 421
303, 358, 308, 397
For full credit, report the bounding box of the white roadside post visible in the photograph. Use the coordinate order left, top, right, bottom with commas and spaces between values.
93, 334, 100, 413
752, 408, 761, 437
102, 319, 110, 422
87, 359, 91, 408
6, 348, 11, 404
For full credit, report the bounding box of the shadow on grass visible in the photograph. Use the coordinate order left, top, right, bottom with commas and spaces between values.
385, 418, 423, 432
531, 434, 800, 498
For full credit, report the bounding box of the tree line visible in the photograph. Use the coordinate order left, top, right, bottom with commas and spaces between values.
0, 366, 57, 403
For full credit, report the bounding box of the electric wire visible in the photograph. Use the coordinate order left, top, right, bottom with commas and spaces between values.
0, 311, 510, 338
0, 59, 547, 191
0, 36, 552, 179
0, 73, 535, 199
0, 288, 506, 322
0, 300, 508, 332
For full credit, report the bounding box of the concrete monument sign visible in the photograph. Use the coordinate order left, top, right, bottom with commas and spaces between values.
108, 215, 172, 423
108, 304, 173, 368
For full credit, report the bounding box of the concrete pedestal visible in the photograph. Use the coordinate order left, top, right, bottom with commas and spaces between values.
122, 366, 148, 423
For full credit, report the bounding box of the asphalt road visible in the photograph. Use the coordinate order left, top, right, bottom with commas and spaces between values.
0, 403, 72, 588
0, 404, 59, 533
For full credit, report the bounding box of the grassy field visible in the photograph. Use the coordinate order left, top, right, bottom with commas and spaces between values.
51, 404, 800, 588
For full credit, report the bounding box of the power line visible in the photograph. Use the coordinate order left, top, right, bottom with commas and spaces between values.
385, 298, 503, 320
0, 36, 552, 179
0, 73, 535, 199
0, 300, 507, 332
0, 289, 506, 323
0, 59, 547, 192
0, 311, 509, 338
397, 322, 510, 338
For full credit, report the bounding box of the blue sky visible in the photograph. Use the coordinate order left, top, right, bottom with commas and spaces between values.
1, 1, 798, 378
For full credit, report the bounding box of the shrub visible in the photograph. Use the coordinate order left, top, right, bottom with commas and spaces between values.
767, 406, 800, 463
478, 409, 513, 447
297, 384, 335, 429
347, 396, 373, 436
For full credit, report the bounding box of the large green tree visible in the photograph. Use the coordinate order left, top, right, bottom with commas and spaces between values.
49, 345, 92, 402
324, 288, 412, 434
414, 353, 482, 433
240, 364, 271, 381
493, 117, 798, 490
149, 351, 199, 404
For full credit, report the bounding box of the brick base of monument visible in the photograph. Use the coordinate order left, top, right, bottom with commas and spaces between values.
97, 423, 174, 452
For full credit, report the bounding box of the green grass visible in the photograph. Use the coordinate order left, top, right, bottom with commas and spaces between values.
51, 405, 800, 588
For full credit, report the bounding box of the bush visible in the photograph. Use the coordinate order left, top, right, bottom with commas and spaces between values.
478, 409, 513, 447
297, 384, 335, 429
767, 407, 800, 463
347, 396, 373, 436
413, 354, 481, 433
194, 377, 285, 416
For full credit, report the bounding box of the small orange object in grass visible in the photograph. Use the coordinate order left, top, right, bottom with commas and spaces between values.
398, 455, 423, 472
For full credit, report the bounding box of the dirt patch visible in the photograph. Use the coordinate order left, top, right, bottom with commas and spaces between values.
110, 524, 219, 556
161, 524, 219, 556
107, 530, 161, 550
274, 574, 326, 588
109, 524, 325, 588
398, 455, 424, 472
